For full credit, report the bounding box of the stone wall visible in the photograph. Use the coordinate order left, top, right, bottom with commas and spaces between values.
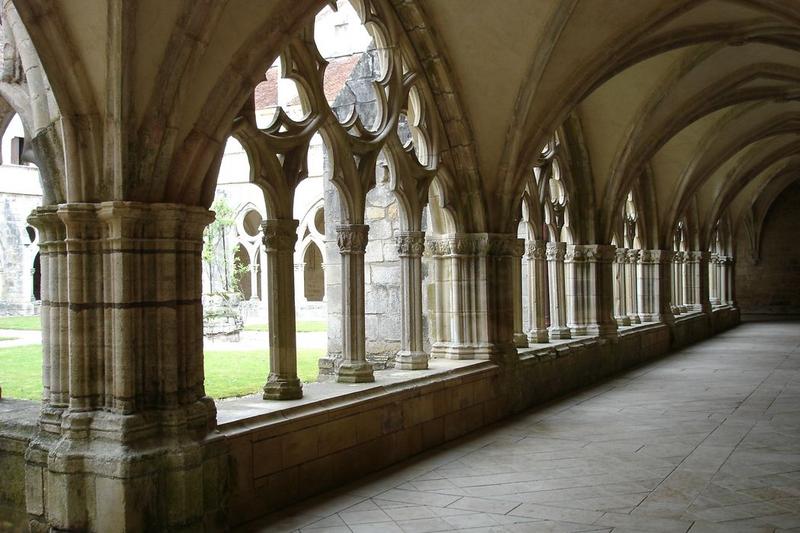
224, 316, 735, 526
735, 182, 800, 315
0, 311, 739, 529
0, 192, 41, 315
323, 172, 408, 371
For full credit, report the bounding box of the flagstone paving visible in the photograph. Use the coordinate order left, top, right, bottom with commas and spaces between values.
238, 320, 800, 532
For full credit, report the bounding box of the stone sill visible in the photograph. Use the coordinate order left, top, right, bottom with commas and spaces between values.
217, 321, 677, 434
216, 358, 495, 432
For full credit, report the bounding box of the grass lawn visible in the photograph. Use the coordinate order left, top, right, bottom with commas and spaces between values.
0, 316, 41, 330
0, 337, 17, 342
0, 344, 44, 400
0, 345, 325, 400
0, 315, 327, 335
204, 347, 323, 398
244, 320, 327, 333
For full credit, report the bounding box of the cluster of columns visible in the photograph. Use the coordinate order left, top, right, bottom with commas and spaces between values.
710, 253, 736, 307
508, 241, 737, 348
14, 203, 739, 530
24, 202, 227, 531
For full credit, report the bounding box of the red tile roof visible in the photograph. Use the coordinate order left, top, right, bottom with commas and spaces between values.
253, 54, 363, 111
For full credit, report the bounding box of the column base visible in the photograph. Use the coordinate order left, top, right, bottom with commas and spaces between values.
336, 361, 375, 383
440, 343, 493, 360
638, 313, 655, 322
548, 327, 571, 340
586, 323, 619, 338
569, 325, 588, 337
527, 328, 549, 344
628, 314, 641, 324
513, 332, 529, 348
25, 417, 228, 532
615, 315, 631, 326
263, 376, 303, 400
395, 351, 429, 370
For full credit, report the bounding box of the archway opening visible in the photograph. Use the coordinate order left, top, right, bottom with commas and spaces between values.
303, 242, 325, 302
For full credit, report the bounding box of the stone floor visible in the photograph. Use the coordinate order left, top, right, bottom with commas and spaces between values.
239, 320, 800, 533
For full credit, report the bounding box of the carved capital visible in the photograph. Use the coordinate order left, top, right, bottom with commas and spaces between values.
546, 241, 566, 261
525, 239, 547, 260
625, 249, 641, 263
614, 247, 628, 263
336, 224, 369, 253
262, 219, 299, 252
486, 235, 522, 257
640, 249, 671, 264
396, 231, 425, 257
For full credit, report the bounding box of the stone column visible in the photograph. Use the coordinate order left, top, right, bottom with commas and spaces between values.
725, 256, 736, 307
335, 224, 374, 383
684, 251, 697, 311
613, 247, 630, 326
546, 242, 570, 339
670, 251, 681, 316
24, 202, 228, 532
639, 250, 675, 324
28, 206, 68, 432
395, 231, 427, 370
427, 233, 517, 362
693, 251, 712, 314
293, 262, 305, 304
709, 253, 721, 306
525, 240, 549, 343
249, 248, 260, 300
262, 219, 303, 400
427, 234, 491, 360
679, 251, 691, 313
566, 244, 617, 337
511, 238, 528, 347
625, 249, 641, 324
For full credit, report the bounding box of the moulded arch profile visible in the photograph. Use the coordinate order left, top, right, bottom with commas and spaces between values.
300, 200, 326, 241
427, 176, 456, 235
254, 55, 312, 130
236, 205, 265, 241
314, 0, 388, 132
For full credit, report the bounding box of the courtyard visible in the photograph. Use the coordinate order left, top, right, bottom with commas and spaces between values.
0, 315, 328, 400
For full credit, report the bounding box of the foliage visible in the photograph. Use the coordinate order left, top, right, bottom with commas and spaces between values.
203, 196, 237, 293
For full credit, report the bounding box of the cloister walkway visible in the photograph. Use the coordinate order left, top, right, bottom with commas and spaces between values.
241, 320, 800, 533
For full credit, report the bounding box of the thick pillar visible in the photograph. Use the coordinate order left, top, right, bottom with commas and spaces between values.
546, 242, 570, 339
566, 244, 617, 338
262, 219, 303, 400
639, 249, 675, 324
689, 251, 712, 314
24, 202, 227, 532
427, 233, 517, 363
625, 249, 641, 324
613, 247, 630, 326
395, 231, 427, 370
428, 234, 491, 359
335, 224, 374, 383
511, 238, 528, 347
525, 240, 549, 343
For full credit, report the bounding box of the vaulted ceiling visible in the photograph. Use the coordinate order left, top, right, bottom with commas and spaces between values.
6, 0, 800, 248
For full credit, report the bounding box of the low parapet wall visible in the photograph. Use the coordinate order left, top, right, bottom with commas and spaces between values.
0, 310, 738, 530
223, 311, 729, 527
